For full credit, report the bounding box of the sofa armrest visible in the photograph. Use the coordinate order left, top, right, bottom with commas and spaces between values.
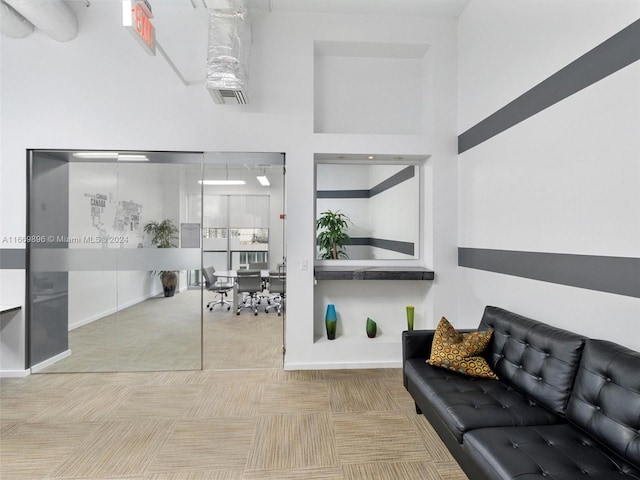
402, 330, 436, 361
402, 328, 479, 388
402, 330, 434, 389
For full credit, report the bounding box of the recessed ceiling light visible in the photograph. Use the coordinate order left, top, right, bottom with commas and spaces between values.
198, 180, 246, 186
256, 175, 270, 186
368, 155, 375, 159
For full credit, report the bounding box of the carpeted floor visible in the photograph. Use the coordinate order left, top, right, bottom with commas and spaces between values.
1, 290, 468, 479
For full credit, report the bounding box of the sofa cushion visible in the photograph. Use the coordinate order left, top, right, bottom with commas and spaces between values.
566, 339, 640, 469
428, 317, 498, 379
404, 358, 561, 443
464, 424, 640, 480
479, 306, 586, 415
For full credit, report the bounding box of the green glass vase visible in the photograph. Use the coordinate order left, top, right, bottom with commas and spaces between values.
366, 317, 377, 338
406, 306, 414, 330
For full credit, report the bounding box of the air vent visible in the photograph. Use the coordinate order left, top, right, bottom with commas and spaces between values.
209, 88, 247, 105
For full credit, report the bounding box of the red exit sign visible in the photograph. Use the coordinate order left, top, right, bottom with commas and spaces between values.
123, 1, 156, 56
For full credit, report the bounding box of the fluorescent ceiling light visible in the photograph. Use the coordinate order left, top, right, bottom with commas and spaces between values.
73, 152, 119, 159
118, 154, 149, 162
72, 152, 149, 162
256, 175, 270, 186
199, 180, 246, 186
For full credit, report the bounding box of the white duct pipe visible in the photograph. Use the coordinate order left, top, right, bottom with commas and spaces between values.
3, 0, 78, 42
0, 1, 34, 38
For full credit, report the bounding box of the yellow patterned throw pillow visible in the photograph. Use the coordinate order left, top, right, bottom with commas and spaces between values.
427, 317, 498, 379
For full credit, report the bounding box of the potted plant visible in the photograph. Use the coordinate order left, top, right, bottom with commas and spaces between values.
143, 219, 179, 297
316, 210, 352, 259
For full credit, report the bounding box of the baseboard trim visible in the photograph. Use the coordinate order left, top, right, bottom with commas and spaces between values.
30, 349, 71, 373
0, 368, 30, 378
284, 360, 402, 370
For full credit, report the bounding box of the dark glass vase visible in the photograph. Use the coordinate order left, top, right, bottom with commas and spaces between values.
325, 304, 337, 340
366, 317, 377, 338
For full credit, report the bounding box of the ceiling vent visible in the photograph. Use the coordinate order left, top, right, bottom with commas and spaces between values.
205, 0, 251, 105
209, 88, 247, 105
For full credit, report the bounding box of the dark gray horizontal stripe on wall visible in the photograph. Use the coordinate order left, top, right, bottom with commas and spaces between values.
351, 237, 415, 256
0, 249, 26, 269
458, 19, 640, 153
317, 165, 415, 199
317, 190, 369, 198
459, 248, 640, 298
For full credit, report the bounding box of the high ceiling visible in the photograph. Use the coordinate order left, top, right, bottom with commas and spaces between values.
65, 0, 470, 17
12, 0, 470, 90
145, 0, 471, 84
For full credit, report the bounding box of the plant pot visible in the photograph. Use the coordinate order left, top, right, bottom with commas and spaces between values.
161, 271, 178, 297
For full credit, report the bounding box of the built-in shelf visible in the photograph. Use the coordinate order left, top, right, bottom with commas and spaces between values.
314, 266, 434, 281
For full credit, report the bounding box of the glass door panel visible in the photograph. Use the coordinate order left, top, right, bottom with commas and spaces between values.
115, 159, 203, 371
29, 150, 204, 372
29, 153, 120, 372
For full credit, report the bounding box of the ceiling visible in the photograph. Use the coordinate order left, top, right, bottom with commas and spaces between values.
32, 0, 470, 89
67, 0, 470, 17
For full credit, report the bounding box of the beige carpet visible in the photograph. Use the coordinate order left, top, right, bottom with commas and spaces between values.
40, 288, 284, 372
1, 290, 468, 479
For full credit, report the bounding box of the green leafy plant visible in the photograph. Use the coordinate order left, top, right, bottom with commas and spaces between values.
143, 219, 178, 249
143, 219, 179, 296
316, 210, 351, 259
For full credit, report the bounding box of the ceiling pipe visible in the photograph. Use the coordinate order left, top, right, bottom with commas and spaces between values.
0, 1, 35, 38
3, 0, 78, 42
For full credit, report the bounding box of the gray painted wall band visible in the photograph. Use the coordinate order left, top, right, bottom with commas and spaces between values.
458, 248, 640, 298
458, 19, 640, 153
0, 249, 26, 269
370, 165, 415, 197
317, 190, 369, 198
317, 165, 415, 199
349, 237, 415, 256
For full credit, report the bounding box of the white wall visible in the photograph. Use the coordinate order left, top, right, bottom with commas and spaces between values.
457, 1, 640, 350
0, 3, 459, 371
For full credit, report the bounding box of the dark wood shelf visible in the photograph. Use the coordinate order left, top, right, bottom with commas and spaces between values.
314, 266, 434, 281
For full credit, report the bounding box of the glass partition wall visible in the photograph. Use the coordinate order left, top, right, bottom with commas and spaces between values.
28, 150, 286, 373
28, 151, 204, 372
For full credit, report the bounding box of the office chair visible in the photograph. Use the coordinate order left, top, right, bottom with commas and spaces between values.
202, 266, 233, 311
265, 270, 285, 316
235, 269, 262, 316
249, 262, 269, 300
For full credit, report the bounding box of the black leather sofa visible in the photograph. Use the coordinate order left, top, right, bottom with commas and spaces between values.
403, 306, 640, 480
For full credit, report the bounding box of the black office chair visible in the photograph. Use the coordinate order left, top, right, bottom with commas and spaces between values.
202, 266, 233, 311
235, 270, 262, 316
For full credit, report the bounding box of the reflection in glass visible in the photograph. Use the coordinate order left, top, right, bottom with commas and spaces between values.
316, 161, 421, 260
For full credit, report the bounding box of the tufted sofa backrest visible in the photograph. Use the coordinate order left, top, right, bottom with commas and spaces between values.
479, 306, 586, 415
566, 339, 640, 468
